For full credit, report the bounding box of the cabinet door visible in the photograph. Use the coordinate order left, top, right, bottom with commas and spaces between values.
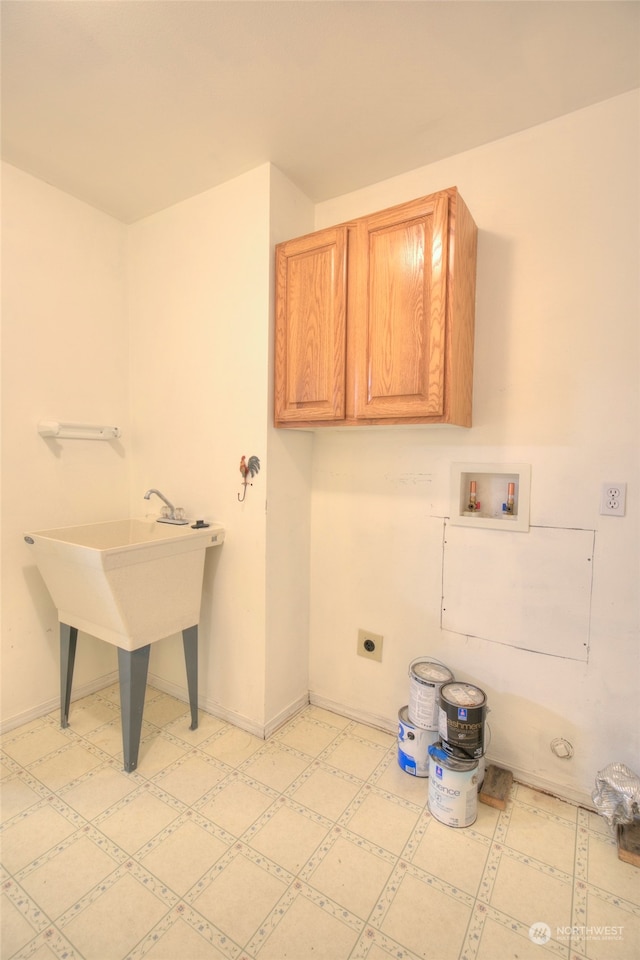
275, 226, 347, 423
352, 193, 449, 420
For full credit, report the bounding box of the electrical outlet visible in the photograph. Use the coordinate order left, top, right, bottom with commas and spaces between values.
357, 629, 383, 662
600, 482, 626, 517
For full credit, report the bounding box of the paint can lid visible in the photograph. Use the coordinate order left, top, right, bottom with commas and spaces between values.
440, 682, 486, 707
409, 660, 453, 685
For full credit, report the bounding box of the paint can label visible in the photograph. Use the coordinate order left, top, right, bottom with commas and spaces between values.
397, 706, 436, 777
427, 742, 478, 827
407, 660, 453, 730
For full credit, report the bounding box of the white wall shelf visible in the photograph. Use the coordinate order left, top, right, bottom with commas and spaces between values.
38, 420, 121, 441
450, 462, 531, 532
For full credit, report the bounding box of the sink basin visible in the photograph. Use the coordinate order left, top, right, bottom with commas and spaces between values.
26, 518, 225, 650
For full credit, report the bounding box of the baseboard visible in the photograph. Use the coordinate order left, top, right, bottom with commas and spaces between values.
264, 692, 310, 738
492, 760, 594, 811
309, 692, 398, 736
0, 670, 119, 735
148, 673, 309, 740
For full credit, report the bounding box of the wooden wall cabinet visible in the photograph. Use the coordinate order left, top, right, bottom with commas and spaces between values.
274, 187, 477, 427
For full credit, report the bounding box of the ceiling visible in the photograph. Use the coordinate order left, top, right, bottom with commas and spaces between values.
1, 1, 638, 224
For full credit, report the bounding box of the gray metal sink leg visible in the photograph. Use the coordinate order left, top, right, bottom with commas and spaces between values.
118, 645, 150, 773
60, 623, 78, 729
182, 625, 198, 730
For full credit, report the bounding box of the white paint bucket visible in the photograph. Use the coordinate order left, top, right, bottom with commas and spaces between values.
427, 742, 479, 827
408, 659, 454, 730
398, 706, 438, 776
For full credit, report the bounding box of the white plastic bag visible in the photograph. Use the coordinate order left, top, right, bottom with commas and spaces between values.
592, 762, 640, 828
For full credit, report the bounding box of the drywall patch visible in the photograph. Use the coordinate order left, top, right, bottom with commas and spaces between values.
441, 522, 595, 661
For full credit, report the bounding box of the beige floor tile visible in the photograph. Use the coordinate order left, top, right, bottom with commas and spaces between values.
349, 723, 395, 748
504, 804, 576, 873
29, 742, 104, 791
142, 692, 191, 728
95, 682, 122, 704
20, 834, 118, 919
583, 890, 640, 960
0, 775, 43, 820
1, 803, 78, 873
289, 765, 362, 820
470, 799, 501, 839
373, 756, 431, 806
197, 777, 276, 836
241, 745, 310, 792
136, 732, 190, 775
200, 725, 264, 765
475, 915, 558, 960
324, 737, 387, 780
61, 873, 169, 958
247, 803, 330, 873
1, 717, 47, 740
364, 944, 422, 960
0, 891, 41, 958
515, 783, 578, 821
163, 709, 228, 745
60, 764, 138, 820
142, 916, 231, 959
84, 717, 154, 759
61, 695, 119, 734
305, 833, 395, 920
153, 753, 228, 805
0, 757, 13, 780
411, 818, 490, 895
2, 725, 70, 766
304, 705, 352, 729
489, 853, 573, 932
2, 690, 638, 960
379, 871, 471, 959
585, 809, 611, 836
344, 790, 421, 855
191, 852, 289, 945
97, 791, 180, 853
275, 717, 341, 756
253, 890, 361, 959
587, 832, 640, 905
139, 820, 230, 895
17, 944, 61, 960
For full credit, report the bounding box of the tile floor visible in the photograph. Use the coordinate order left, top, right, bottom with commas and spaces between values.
1, 685, 638, 960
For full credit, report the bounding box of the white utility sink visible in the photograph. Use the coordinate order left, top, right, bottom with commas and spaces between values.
26, 518, 225, 651
26, 517, 225, 772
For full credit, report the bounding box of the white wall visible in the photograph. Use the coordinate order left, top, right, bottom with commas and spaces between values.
126, 165, 272, 729
307, 92, 639, 805
264, 167, 315, 730
1, 163, 129, 725
127, 163, 314, 734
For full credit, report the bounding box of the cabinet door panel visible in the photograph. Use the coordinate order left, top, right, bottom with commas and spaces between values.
353, 194, 448, 419
275, 227, 347, 422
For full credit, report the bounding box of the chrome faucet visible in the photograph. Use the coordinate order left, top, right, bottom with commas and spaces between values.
144, 489, 189, 525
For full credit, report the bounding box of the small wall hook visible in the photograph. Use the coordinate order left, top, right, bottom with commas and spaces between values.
238, 455, 260, 502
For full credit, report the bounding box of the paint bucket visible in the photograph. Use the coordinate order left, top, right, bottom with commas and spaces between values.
398, 706, 438, 777
438, 682, 487, 759
408, 659, 454, 730
427, 742, 479, 827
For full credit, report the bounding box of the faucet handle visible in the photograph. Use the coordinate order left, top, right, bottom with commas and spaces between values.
174, 507, 186, 521
160, 505, 171, 518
